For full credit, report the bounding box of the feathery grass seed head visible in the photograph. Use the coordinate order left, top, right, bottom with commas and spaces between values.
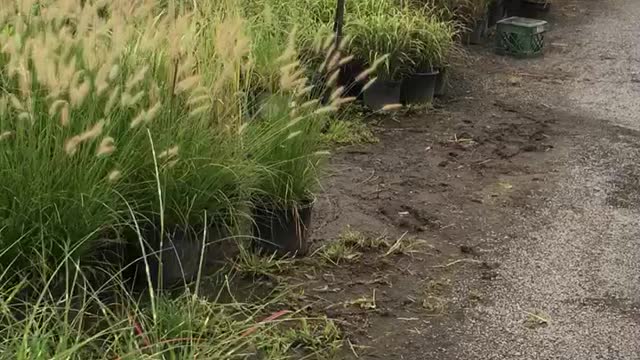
107, 170, 122, 183
158, 145, 179, 160
104, 86, 121, 115
286, 130, 302, 140
362, 77, 378, 92
381, 103, 403, 111
96, 137, 115, 156
0, 131, 14, 141
314, 105, 338, 115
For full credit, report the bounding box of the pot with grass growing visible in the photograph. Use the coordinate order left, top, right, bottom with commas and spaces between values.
130, 223, 235, 290
345, 12, 414, 110
466, 16, 489, 45
505, 0, 524, 16
401, 68, 439, 104
488, 0, 506, 27
456, 0, 492, 44
252, 199, 315, 256
245, 89, 330, 256
362, 77, 403, 110
401, 13, 456, 104
520, 0, 551, 18
434, 66, 450, 97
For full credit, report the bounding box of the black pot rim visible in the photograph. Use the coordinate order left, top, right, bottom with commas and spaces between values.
254, 197, 316, 211
374, 78, 403, 85
412, 69, 441, 76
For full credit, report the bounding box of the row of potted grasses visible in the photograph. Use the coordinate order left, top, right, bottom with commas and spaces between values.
0, 0, 469, 282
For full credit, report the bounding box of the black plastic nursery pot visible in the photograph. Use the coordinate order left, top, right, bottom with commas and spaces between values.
471, 16, 489, 44
505, 0, 524, 17
338, 59, 367, 99
506, 0, 550, 18
253, 200, 314, 257
363, 79, 402, 110
130, 224, 233, 289
520, 0, 551, 18
400, 69, 440, 104
434, 67, 449, 97
488, 0, 506, 27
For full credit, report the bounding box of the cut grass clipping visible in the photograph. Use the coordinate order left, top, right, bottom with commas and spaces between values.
319, 227, 422, 265
322, 119, 378, 146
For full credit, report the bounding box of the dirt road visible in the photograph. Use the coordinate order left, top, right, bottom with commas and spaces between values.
302, 1, 640, 358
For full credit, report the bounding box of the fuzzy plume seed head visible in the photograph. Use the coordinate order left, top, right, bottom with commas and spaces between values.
327, 51, 342, 72
314, 105, 338, 115
187, 94, 210, 107
326, 70, 340, 88
355, 68, 374, 83
129, 110, 147, 129
104, 86, 121, 115
175, 75, 201, 94
300, 99, 319, 109
177, 57, 197, 80
121, 90, 145, 108
189, 104, 210, 118
285, 116, 302, 129
0, 131, 14, 141
338, 55, 355, 67
9, 94, 23, 111
165, 159, 179, 169
381, 103, 403, 111
362, 77, 378, 92
338, 35, 351, 51
125, 66, 149, 91
107, 169, 122, 183
64, 119, 105, 156
64, 136, 81, 156
322, 34, 336, 52
286, 130, 302, 140
331, 96, 357, 107
280, 64, 305, 92
276, 26, 298, 64
17, 112, 32, 123
329, 86, 344, 102
60, 103, 70, 127
96, 136, 116, 156
70, 79, 91, 108
148, 82, 161, 104
49, 100, 67, 117
158, 145, 179, 160
213, 16, 251, 64
295, 84, 315, 98
83, 120, 105, 140
145, 101, 162, 123
93, 58, 114, 96
109, 65, 120, 81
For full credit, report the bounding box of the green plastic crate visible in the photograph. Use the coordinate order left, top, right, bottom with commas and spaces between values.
496, 17, 549, 58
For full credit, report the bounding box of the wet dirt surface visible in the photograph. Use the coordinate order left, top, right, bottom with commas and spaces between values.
300, 0, 640, 359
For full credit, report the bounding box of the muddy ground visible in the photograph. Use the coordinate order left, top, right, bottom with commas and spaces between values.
282, 0, 640, 359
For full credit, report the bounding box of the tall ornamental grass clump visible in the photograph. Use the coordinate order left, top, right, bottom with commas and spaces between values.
0, 0, 251, 277
244, 30, 357, 210
0, 0, 361, 278
416, 0, 494, 28
343, 2, 457, 79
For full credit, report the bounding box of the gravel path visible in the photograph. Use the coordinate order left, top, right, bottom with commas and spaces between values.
457, 1, 640, 358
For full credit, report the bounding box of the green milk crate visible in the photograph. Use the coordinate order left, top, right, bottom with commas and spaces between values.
496, 17, 549, 58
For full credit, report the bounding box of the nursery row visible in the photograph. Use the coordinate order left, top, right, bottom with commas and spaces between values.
0, 0, 524, 285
